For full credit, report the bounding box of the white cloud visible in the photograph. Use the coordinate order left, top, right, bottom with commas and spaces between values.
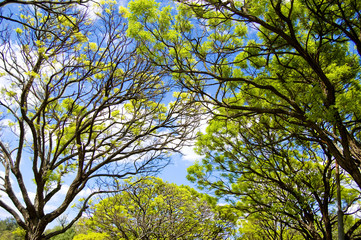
179, 114, 210, 162
12, 191, 36, 205
44, 204, 58, 212
0, 208, 13, 218
59, 184, 70, 195
0, 193, 12, 205
0, 78, 11, 89
0, 118, 33, 144
78, 188, 93, 197
0, 192, 22, 219
180, 145, 203, 161
0, 169, 15, 185
77, 0, 103, 22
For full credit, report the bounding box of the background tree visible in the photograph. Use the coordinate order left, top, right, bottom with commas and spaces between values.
46, 225, 76, 240
237, 216, 304, 240
0, 0, 90, 28
0, 0, 88, 8
0, 217, 22, 240
81, 176, 238, 240
237, 214, 361, 240
126, 0, 361, 192
73, 232, 108, 240
187, 113, 361, 239
0, 1, 200, 239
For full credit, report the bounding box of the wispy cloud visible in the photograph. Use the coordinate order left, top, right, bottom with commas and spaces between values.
179, 115, 210, 162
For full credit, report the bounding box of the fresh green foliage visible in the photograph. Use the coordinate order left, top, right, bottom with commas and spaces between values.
2, 0, 361, 239
0, 218, 18, 232
237, 216, 304, 240
188, 113, 361, 238
0, 218, 22, 240
81, 177, 238, 239
126, 0, 361, 191
126, 0, 361, 238
0, 2, 199, 239
73, 232, 108, 240
0, 0, 90, 28
47, 226, 76, 240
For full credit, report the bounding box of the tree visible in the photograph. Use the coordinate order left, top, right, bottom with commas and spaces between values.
46, 226, 76, 240
126, 0, 361, 192
0, 0, 88, 8
0, 218, 18, 232
237, 216, 304, 240
81, 177, 238, 240
0, 0, 94, 41
73, 232, 108, 240
0, 1, 200, 239
0, 217, 22, 240
186, 113, 361, 239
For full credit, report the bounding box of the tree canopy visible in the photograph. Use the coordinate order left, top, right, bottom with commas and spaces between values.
0, 218, 22, 240
0, 0, 92, 36
125, 0, 361, 238
0, 1, 199, 239
79, 177, 238, 240
1, 0, 361, 239
126, 0, 361, 190
187, 111, 361, 239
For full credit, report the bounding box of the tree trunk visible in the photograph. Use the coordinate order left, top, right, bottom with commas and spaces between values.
26, 233, 44, 240
336, 161, 345, 240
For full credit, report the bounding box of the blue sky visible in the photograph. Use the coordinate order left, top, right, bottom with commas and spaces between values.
159, 151, 202, 187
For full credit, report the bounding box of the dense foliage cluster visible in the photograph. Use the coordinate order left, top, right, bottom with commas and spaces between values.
0, 218, 22, 240
0, 0, 199, 239
77, 177, 237, 239
125, 0, 361, 238
1, 0, 361, 239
